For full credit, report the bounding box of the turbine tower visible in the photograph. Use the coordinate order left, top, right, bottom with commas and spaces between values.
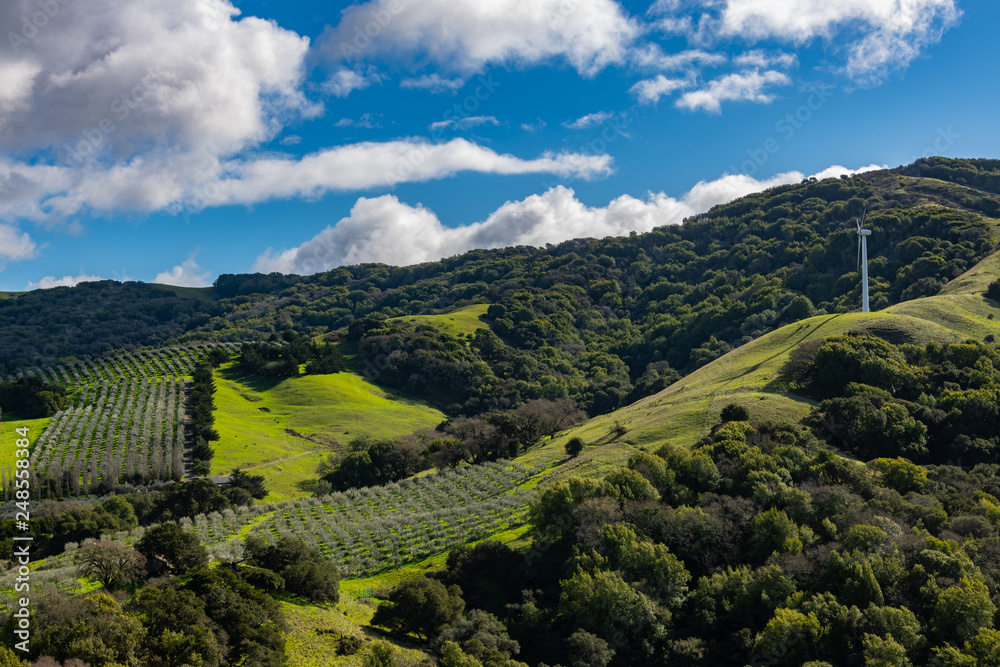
856, 207, 872, 313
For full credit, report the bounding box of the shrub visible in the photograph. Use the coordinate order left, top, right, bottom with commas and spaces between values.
720, 403, 751, 423
987, 279, 1000, 301
565, 437, 585, 458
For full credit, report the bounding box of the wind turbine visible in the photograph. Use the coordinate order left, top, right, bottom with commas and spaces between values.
855, 207, 872, 313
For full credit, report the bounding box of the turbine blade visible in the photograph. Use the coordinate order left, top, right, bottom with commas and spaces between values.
857, 236, 862, 270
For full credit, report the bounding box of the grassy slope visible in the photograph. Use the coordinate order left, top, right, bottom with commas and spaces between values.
284, 524, 532, 666
282, 596, 429, 667
0, 415, 53, 472
151, 284, 218, 302
521, 247, 1000, 477
388, 303, 489, 338
212, 364, 446, 501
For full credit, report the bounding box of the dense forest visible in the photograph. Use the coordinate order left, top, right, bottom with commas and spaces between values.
2, 158, 998, 420
363, 333, 1000, 666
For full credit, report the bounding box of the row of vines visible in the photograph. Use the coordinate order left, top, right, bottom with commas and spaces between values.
1, 343, 240, 498
83, 460, 537, 577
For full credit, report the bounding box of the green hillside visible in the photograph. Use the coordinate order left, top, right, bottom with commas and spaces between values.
387, 303, 489, 338
212, 366, 447, 500
525, 247, 1000, 479
5, 157, 1000, 667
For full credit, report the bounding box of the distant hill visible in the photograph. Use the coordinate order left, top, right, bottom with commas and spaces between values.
2, 157, 998, 421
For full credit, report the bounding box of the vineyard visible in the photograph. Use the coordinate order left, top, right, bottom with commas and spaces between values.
82, 460, 537, 578
1, 343, 239, 498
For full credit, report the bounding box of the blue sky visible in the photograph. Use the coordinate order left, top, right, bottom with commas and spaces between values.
0, 0, 996, 290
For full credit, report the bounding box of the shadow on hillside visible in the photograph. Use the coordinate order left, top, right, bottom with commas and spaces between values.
218, 364, 285, 393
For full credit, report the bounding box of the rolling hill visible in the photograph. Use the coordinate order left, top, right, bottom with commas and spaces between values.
517, 232, 1000, 479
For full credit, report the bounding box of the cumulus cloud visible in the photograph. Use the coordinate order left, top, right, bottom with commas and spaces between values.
323, 68, 374, 97
0, 61, 41, 123
809, 163, 887, 181
429, 116, 499, 131
706, 0, 960, 84
521, 119, 547, 132
0, 0, 610, 224
320, 0, 640, 76
254, 164, 879, 274
26, 273, 102, 291
153, 254, 211, 287
630, 75, 691, 104
677, 70, 791, 113
0, 0, 316, 159
0, 224, 37, 260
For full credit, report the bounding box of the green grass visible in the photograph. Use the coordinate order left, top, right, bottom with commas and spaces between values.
339, 524, 532, 598
518, 260, 1000, 481
281, 596, 429, 667
939, 247, 1000, 296
0, 414, 53, 472
211, 364, 446, 501
388, 303, 489, 338
283, 522, 533, 665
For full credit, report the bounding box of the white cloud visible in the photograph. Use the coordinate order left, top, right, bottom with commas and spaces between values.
323, 68, 373, 97
521, 119, 547, 132
0, 0, 316, 159
564, 112, 614, 130
429, 116, 500, 131
0, 0, 610, 223
0, 61, 41, 122
677, 70, 790, 113
0, 0, 323, 222
400, 74, 465, 94
0, 224, 37, 260
733, 50, 797, 69
0, 139, 610, 221
630, 75, 690, 104
629, 45, 727, 71
26, 273, 102, 290
153, 254, 210, 287
254, 164, 879, 274
321, 0, 640, 76
334, 113, 382, 129
713, 0, 960, 83
808, 163, 886, 181
189, 139, 613, 208
280, 135, 302, 146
